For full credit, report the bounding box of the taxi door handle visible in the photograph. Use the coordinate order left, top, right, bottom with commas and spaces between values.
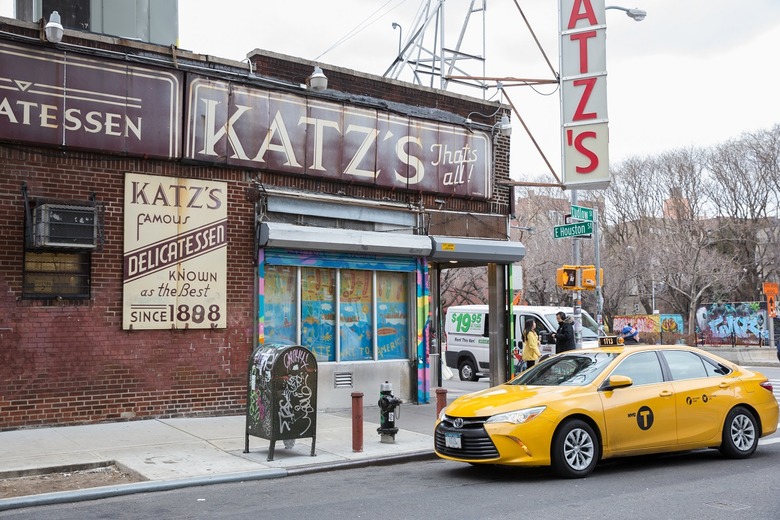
719, 382, 730, 388
659, 390, 673, 397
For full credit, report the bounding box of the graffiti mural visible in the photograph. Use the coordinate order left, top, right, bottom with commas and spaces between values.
696, 302, 767, 346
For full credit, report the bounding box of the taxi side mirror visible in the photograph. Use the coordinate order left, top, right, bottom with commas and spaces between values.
602, 374, 633, 391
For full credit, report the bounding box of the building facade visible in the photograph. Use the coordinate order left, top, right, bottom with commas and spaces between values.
0, 16, 522, 429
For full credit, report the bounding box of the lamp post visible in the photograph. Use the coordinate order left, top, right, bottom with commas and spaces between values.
392, 22, 402, 55
571, 5, 646, 343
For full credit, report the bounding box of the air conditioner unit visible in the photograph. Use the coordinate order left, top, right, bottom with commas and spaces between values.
34, 204, 98, 249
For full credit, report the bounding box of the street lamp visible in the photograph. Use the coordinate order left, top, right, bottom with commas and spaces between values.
392, 22, 403, 55
573, 5, 646, 341
605, 6, 647, 21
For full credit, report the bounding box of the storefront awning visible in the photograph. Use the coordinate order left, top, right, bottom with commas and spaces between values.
259, 222, 432, 257
429, 236, 526, 265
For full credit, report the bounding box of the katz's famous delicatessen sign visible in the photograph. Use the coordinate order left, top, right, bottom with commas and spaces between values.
123, 173, 227, 330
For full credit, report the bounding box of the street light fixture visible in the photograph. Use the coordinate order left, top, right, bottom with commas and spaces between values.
605, 6, 647, 21
574, 5, 646, 339
44, 11, 64, 43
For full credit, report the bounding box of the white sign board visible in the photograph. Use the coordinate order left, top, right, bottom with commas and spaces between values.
559, 0, 610, 189
122, 173, 228, 330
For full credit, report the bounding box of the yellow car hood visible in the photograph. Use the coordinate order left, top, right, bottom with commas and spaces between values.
445, 384, 588, 417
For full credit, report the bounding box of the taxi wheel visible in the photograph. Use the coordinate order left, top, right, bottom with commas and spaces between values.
551, 419, 599, 478
458, 359, 478, 381
720, 406, 758, 459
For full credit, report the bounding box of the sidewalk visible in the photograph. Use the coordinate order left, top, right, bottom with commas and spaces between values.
0, 399, 449, 512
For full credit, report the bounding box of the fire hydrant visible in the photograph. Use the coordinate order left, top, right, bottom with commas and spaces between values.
377, 381, 403, 443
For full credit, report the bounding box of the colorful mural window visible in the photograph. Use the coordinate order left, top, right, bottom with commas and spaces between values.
376, 271, 408, 360
339, 269, 373, 361
261, 250, 416, 362
301, 267, 336, 362
264, 265, 298, 344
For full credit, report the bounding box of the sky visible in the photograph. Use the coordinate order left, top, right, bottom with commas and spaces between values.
4, 0, 779, 183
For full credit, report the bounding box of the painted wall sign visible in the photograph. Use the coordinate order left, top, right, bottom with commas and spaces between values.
0, 42, 181, 159
184, 76, 492, 199
559, 0, 610, 189
122, 173, 227, 330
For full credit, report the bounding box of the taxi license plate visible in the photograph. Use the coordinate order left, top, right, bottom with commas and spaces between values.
445, 432, 462, 449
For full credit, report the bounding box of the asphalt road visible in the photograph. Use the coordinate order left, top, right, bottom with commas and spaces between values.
3, 367, 778, 520
3, 440, 779, 520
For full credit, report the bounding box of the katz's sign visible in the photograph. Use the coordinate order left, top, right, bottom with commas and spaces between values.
184, 77, 492, 199
0, 42, 181, 159
559, 0, 610, 189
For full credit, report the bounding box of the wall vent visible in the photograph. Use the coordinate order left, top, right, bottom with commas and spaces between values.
334, 372, 353, 388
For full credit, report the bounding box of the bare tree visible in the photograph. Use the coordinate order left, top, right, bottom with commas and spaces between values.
439, 266, 488, 308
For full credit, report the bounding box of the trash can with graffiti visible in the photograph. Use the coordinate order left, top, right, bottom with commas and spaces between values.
244, 343, 318, 461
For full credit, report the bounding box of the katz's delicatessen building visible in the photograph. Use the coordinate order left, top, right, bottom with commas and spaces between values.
0, 15, 523, 428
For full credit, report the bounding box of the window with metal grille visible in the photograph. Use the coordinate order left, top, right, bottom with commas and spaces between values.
23, 250, 91, 300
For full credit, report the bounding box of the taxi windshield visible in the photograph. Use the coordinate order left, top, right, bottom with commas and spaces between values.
511, 352, 617, 386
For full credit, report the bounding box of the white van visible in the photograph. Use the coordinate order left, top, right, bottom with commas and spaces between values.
443, 304, 601, 381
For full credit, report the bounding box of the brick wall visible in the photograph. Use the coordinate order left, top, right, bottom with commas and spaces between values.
0, 147, 255, 429
0, 22, 513, 429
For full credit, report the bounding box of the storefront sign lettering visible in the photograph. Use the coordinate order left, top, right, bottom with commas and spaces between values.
0, 42, 181, 159
559, 0, 610, 189
184, 77, 492, 199
123, 173, 227, 330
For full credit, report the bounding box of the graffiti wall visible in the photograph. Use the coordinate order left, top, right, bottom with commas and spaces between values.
613, 314, 684, 335
696, 302, 768, 346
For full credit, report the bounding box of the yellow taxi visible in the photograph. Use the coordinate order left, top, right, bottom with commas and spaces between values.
435, 344, 779, 478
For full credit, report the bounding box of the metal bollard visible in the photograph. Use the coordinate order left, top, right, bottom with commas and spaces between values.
435, 387, 448, 418
351, 392, 364, 453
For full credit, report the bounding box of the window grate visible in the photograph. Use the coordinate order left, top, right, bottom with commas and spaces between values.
22, 251, 91, 300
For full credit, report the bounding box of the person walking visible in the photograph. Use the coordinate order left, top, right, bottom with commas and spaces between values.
552, 311, 576, 353
522, 320, 541, 368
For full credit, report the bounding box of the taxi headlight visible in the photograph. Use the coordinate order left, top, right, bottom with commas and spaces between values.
438, 407, 448, 421
485, 406, 546, 425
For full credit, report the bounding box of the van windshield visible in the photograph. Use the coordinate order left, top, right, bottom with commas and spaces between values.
544, 312, 599, 340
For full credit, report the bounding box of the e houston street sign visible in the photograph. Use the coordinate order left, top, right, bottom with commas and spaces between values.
554, 221, 593, 239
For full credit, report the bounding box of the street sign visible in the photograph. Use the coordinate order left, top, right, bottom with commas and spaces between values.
571, 205, 593, 222
554, 221, 593, 239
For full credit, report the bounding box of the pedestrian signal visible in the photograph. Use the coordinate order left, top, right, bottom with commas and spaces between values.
557, 266, 578, 289
581, 267, 603, 289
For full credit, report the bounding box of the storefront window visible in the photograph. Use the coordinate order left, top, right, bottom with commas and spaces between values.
265, 265, 298, 344
262, 251, 416, 362
339, 269, 373, 361
301, 267, 336, 362
376, 271, 409, 359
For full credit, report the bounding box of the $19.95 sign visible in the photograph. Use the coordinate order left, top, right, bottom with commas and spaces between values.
122, 173, 228, 330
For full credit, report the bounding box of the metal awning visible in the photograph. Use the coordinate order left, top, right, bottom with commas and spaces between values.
259, 222, 432, 257
429, 236, 526, 265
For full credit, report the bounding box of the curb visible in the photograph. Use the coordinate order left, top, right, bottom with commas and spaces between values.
0, 450, 436, 512
0, 468, 288, 512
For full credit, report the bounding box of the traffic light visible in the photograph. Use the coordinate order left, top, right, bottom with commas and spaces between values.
557, 266, 578, 289
581, 266, 603, 289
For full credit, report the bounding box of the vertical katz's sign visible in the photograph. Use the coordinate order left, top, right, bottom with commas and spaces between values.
559, 0, 610, 189
184, 76, 492, 199
123, 173, 228, 330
